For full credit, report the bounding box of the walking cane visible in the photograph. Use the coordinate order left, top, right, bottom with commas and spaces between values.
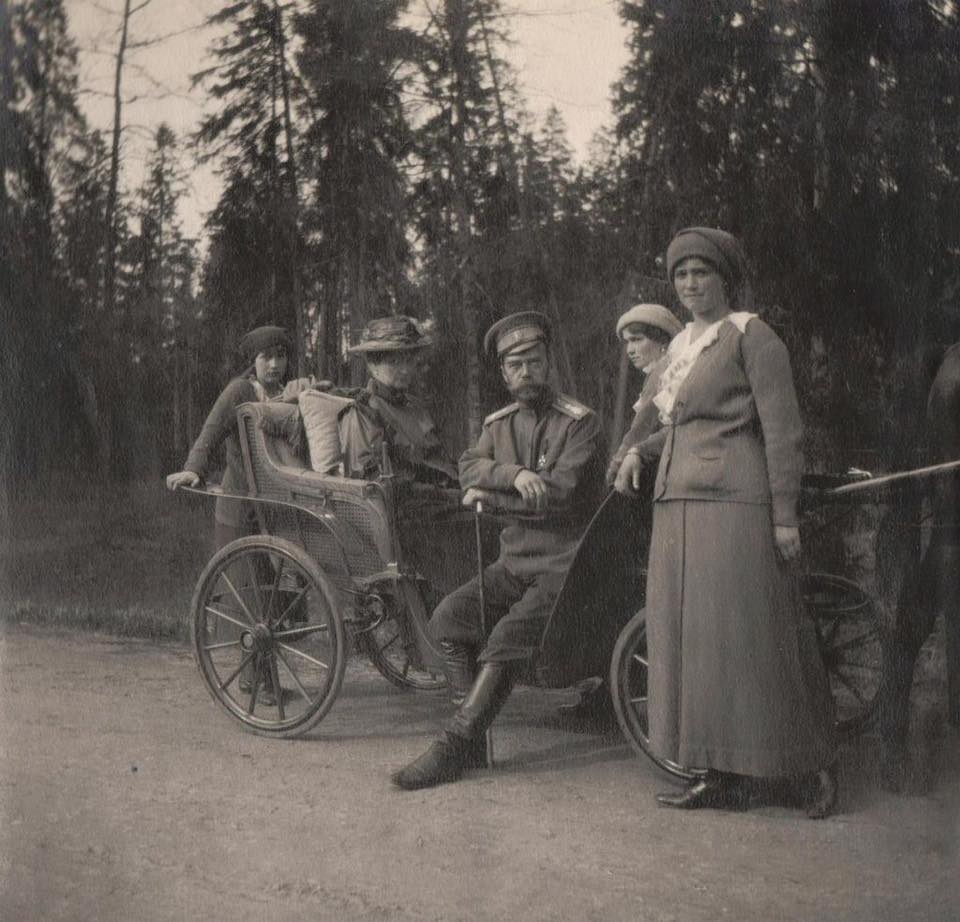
474, 499, 494, 768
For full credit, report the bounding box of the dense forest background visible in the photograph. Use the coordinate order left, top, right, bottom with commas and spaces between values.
4, 0, 960, 505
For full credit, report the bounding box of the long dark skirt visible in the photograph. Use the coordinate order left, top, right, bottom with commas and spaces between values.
646, 500, 836, 777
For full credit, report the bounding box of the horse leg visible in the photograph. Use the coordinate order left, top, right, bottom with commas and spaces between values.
942, 544, 960, 728
880, 540, 941, 789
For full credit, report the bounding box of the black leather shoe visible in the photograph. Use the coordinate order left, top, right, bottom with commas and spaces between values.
656, 774, 730, 810
806, 766, 838, 819
391, 736, 472, 790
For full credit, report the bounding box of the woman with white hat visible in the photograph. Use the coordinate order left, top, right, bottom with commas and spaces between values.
607, 303, 683, 489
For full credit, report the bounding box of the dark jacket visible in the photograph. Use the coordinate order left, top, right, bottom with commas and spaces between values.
339, 378, 458, 486
652, 318, 803, 526
607, 356, 668, 481
459, 390, 605, 577
184, 375, 260, 527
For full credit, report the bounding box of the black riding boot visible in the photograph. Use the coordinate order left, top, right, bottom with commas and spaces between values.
438, 640, 477, 706
391, 663, 515, 791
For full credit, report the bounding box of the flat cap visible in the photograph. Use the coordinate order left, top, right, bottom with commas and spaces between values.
240, 325, 292, 361
665, 227, 747, 286
348, 315, 430, 353
615, 303, 683, 340
483, 311, 551, 358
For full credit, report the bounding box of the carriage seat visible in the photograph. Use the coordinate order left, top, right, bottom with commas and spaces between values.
239, 401, 382, 501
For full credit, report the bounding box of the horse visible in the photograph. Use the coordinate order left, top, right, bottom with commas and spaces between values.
880, 342, 960, 784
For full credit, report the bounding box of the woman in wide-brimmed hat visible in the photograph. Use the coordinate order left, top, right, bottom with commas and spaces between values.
607, 302, 683, 489
339, 315, 457, 485
619, 227, 838, 818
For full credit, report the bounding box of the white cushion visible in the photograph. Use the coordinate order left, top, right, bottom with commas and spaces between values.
298, 389, 354, 474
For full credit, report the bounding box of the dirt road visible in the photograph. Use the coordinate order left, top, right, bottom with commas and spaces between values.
0, 624, 957, 922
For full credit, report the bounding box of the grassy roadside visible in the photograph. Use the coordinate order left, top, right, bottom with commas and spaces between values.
1, 478, 214, 642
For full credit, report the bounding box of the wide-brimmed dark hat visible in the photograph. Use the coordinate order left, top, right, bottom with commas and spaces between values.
348, 315, 430, 354
239, 325, 292, 361
483, 311, 552, 358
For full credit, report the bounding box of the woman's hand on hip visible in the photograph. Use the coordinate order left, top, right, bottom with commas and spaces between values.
614, 452, 644, 497
774, 525, 802, 561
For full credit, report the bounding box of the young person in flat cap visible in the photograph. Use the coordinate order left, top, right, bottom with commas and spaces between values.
339, 315, 457, 486
166, 324, 296, 551
391, 311, 606, 790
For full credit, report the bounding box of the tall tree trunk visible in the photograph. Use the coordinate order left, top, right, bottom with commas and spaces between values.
97, 0, 133, 480
446, 0, 483, 443
104, 0, 131, 321
477, 2, 576, 396
273, 0, 305, 373
0, 0, 10, 218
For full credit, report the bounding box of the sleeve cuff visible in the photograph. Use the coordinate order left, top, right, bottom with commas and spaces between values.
772, 493, 799, 527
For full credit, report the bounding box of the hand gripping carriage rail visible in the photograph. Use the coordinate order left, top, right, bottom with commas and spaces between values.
172, 401, 936, 775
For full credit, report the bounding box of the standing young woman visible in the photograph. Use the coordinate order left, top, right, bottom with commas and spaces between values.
166, 324, 294, 551
618, 228, 837, 817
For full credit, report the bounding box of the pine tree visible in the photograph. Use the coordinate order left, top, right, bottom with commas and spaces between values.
193, 0, 305, 367
294, 0, 419, 380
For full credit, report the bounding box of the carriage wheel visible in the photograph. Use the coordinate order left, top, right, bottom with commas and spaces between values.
802, 571, 887, 738
609, 609, 695, 780
191, 535, 346, 738
358, 608, 447, 691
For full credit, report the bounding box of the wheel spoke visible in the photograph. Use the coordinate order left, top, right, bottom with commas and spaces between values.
217, 652, 254, 693
629, 695, 648, 705
275, 647, 316, 703
268, 658, 285, 721
378, 631, 401, 652
202, 639, 242, 652
266, 557, 285, 624
246, 673, 261, 715
245, 553, 267, 623
276, 581, 311, 625
221, 572, 258, 626
631, 653, 648, 667
277, 642, 329, 670
273, 623, 329, 641
205, 605, 250, 632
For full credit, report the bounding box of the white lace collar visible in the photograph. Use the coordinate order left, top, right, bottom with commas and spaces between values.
653, 313, 757, 423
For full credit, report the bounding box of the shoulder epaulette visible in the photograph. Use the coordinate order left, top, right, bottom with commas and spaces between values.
552, 393, 591, 420
484, 402, 520, 425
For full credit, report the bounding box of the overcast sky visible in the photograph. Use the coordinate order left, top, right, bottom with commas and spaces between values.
66, 0, 630, 241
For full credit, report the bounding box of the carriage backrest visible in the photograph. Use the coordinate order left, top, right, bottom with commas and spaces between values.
236, 402, 398, 587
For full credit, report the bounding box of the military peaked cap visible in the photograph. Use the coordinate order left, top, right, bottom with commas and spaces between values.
483, 311, 552, 358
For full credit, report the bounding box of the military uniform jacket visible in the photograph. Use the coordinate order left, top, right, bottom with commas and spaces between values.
459, 389, 605, 577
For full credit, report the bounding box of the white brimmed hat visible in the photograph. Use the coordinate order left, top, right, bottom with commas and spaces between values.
615, 303, 683, 340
